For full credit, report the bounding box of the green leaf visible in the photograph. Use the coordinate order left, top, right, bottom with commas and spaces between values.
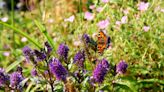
138, 79, 164, 85
6, 56, 24, 72
113, 78, 138, 92
25, 82, 34, 92
0, 21, 41, 48
34, 20, 55, 51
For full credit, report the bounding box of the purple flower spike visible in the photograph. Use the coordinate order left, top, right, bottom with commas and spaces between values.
83, 34, 90, 44
57, 43, 69, 61
74, 50, 85, 68
44, 41, 52, 55
116, 60, 128, 74
93, 59, 109, 83
101, 59, 110, 70
31, 68, 38, 76
49, 58, 68, 81
10, 72, 24, 88
22, 46, 34, 62
34, 50, 46, 61
0, 68, 9, 87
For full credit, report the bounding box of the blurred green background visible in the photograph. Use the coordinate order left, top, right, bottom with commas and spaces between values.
0, 0, 164, 91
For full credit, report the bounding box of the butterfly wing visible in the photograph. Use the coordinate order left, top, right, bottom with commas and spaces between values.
97, 31, 108, 54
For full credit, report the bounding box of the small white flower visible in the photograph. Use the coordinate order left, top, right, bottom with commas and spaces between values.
1, 17, 8, 22
138, 2, 149, 11
96, 7, 103, 12
115, 21, 121, 26
161, 8, 164, 13
48, 18, 54, 23
64, 15, 75, 22
121, 16, 128, 24
143, 26, 150, 32
102, 0, 109, 3
21, 37, 27, 42
84, 12, 94, 21
89, 5, 95, 10
73, 40, 81, 46
3, 52, 10, 57
123, 9, 129, 15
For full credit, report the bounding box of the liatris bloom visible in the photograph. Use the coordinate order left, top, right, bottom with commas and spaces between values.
116, 60, 128, 74
102, 0, 109, 3
64, 15, 75, 22
16, 66, 23, 74
31, 68, 38, 76
22, 46, 34, 62
34, 49, 46, 61
10, 72, 24, 88
138, 2, 149, 11
49, 58, 68, 81
44, 41, 52, 55
93, 59, 110, 83
57, 44, 69, 61
101, 59, 110, 70
74, 50, 85, 68
84, 12, 94, 21
83, 34, 91, 44
121, 16, 128, 24
97, 19, 109, 29
143, 26, 150, 32
0, 68, 9, 87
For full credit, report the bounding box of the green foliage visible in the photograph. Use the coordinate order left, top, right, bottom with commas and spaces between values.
0, 0, 164, 91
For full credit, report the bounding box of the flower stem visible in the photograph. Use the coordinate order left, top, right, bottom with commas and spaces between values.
34, 20, 55, 51
45, 59, 54, 92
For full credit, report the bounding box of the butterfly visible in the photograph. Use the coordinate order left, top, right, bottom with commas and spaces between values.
97, 30, 110, 54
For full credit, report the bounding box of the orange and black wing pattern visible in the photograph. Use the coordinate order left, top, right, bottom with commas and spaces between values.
97, 30, 108, 54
